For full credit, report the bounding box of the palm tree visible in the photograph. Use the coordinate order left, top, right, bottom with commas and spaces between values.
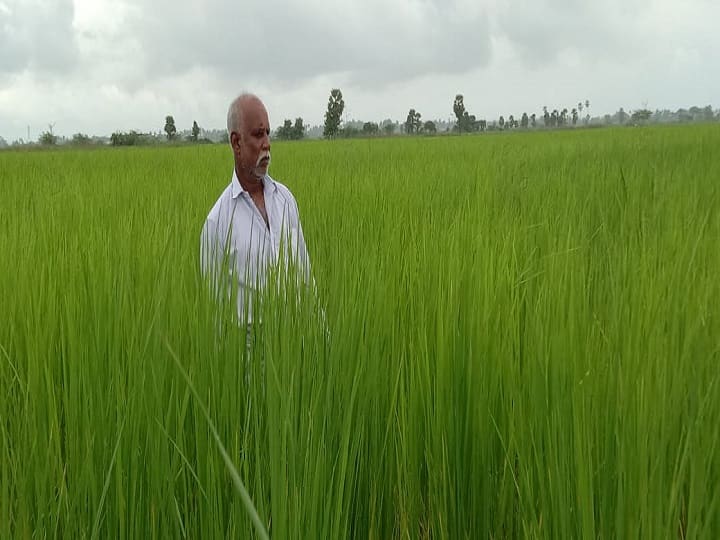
584, 100, 591, 125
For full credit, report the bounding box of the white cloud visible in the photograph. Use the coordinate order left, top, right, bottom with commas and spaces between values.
0, 0, 718, 140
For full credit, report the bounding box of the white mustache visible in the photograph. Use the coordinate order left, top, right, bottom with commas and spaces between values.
256, 152, 271, 167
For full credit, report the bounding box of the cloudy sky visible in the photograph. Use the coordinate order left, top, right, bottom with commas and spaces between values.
0, 0, 718, 141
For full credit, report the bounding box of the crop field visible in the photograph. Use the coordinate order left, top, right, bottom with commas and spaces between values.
1, 124, 719, 538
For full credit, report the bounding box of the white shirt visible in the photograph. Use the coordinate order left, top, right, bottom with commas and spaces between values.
200, 170, 311, 323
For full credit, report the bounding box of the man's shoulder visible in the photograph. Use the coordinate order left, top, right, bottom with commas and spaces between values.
267, 175, 298, 205
204, 182, 235, 225
268, 175, 295, 197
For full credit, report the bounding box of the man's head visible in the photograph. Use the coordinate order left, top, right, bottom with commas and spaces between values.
227, 93, 271, 182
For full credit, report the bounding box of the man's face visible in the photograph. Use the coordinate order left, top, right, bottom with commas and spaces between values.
234, 98, 271, 179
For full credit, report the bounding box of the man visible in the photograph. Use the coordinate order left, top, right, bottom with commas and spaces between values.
200, 93, 311, 325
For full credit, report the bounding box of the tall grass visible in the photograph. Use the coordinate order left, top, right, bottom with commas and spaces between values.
1, 125, 719, 538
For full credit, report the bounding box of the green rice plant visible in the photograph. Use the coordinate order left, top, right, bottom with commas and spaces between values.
0, 124, 719, 538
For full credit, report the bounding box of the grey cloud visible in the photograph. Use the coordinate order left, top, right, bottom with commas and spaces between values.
494, 0, 648, 64
121, 0, 492, 88
0, 0, 78, 79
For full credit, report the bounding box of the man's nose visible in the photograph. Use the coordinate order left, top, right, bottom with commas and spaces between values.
262, 134, 271, 150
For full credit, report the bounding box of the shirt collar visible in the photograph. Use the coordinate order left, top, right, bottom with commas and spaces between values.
230, 169, 277, 199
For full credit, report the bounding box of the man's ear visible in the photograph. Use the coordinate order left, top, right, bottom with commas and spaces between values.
230, 132, 241, 152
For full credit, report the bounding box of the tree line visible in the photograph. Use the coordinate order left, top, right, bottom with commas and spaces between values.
318, 89, 718, 139
2, 92, 718, 149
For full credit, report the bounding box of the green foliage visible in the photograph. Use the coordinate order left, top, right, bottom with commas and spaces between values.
164, 115, 177, 140
422, 120, 436, 134
292, 118, 305, 140
362, 122, 379, 136
453, 94, 478, 132
453, 94, 467, 130
617, 107, 629, 124
276, 118, 305, 141
191, 121, 200, 142
323, 89, 344, 138
71, 133, 92, 145
382, 122, 396, 136
38, 131, 57, 145
631, 109, 653, 123
276, 119, 294, 140
110, 130, 143, 146
2, 126, 720, 537
338, 125, 360, 138
404, 108, 422, 134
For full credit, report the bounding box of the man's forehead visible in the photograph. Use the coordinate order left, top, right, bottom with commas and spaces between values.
242, 98, 269, 125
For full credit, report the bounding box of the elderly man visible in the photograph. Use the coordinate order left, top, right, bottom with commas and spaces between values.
200, 93, 311, 324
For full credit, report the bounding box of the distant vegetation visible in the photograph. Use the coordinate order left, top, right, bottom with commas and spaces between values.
2, 90, 718, 149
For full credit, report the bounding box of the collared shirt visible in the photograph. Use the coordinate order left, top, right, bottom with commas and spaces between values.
200, 170, 310, 322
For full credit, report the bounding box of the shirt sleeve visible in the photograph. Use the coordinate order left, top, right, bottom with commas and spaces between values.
200, 217, 228, 299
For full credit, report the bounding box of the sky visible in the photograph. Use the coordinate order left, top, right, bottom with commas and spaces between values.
0, 0, 718, 141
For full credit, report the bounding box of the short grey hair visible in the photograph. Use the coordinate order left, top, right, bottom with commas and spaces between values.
226, 92, 260, 141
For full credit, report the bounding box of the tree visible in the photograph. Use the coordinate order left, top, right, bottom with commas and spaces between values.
110, 130, 143, 146
339, 125, 360, 138
453, 94, 469, 132
543, 106, 550, 127
530, 113, 536, 128
405, 109, 422, 134
498, 116, 505, 129
382, 121, 396, 136
520, 113, 529, 128
292, 117, 305, 140
164, 116, 177, 140
275, 118, 305, 140
454, 94, 479, 132
39, 131, 57, 145
71, 133, 91, 145
423, 121, 437, 134
323, 89, 344, 138
631, 109, 652, 123
702, 105, 714, 121
0, 136, 7, 148
617, 108, 628, 124
572, 108, 578, 125
362, 122, 379, 136
191, 121, 200, 142
461, 112, 477, 132
38, 123, 58, 145
275, 119, 294, 140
